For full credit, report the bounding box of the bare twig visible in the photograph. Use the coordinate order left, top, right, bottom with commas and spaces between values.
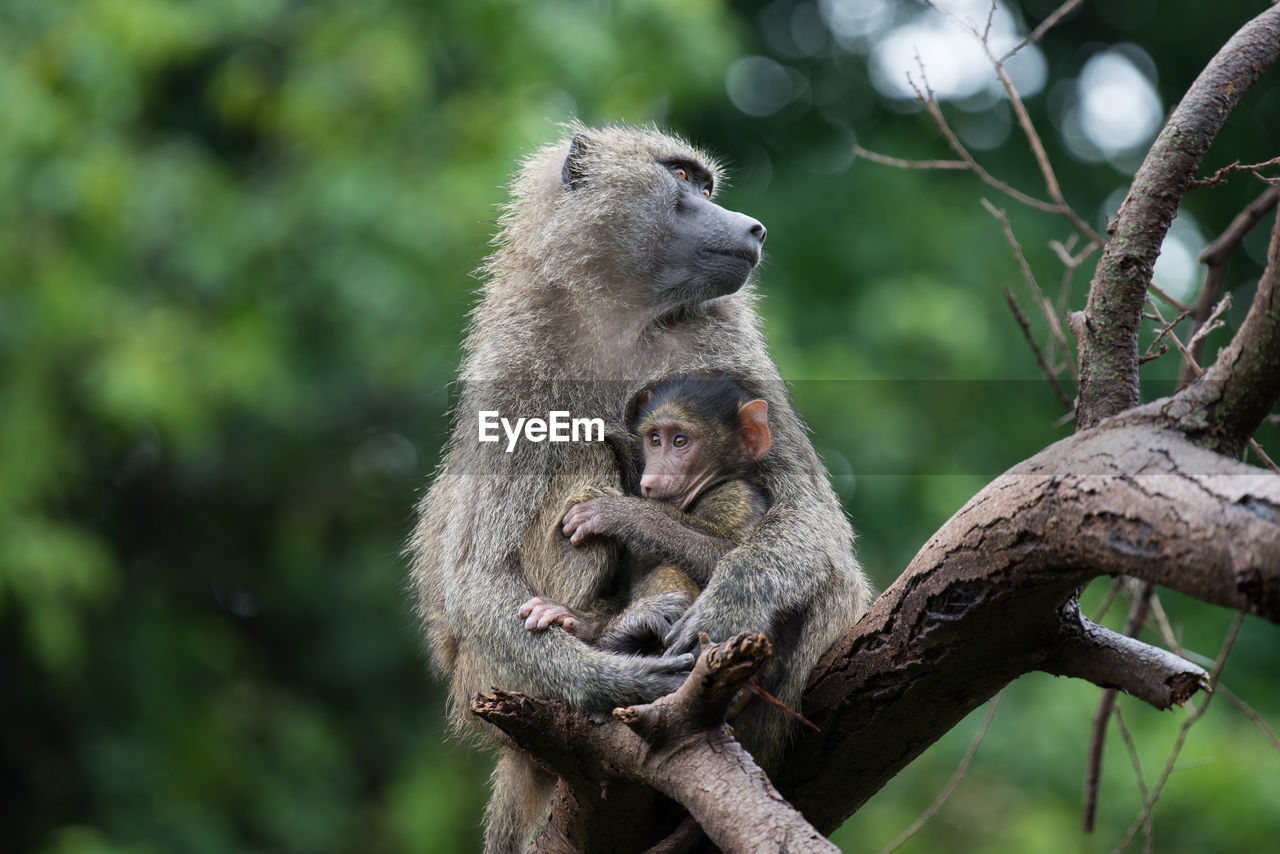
1091, 577, 1126, 623
1200, 186, 1280, 266
1190, 154, 1280, 188
982, 39, 1103, 248
1182, 187, 1280, 386
907, 68, 1064, 215
1146, 282, 1190, 314
875, 692, 1004, 854
1000, 0, 1084, 63
922, 0, 1102, 247
1053, 237, 1095, 319
1217, 684, 1280, 754
1141, 302, 1192, 362
1128, 594, 1280, 755
982, 0, 997, 43
1170, 202, 1280, 458
1145, 298, 1201, 377
1138, 345, 1169, 366
1247, 438, 1280, 474
1082, 582, 1154, 834
1004, 285, 1073, 410
852, 147, 970, 172
1187, 294, 1231, 354
1111, 705, 1154, 853
1109, 612, 1245, 854
984, 199, 1075, 375
1145, 592, 1182, 657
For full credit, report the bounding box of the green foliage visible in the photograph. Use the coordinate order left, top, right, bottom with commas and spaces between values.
3, 1, 1277, 852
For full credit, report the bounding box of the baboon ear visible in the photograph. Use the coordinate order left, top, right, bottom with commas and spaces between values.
626, 387, 654, 429
561, 133, 589, 191
737, 399, 771, 462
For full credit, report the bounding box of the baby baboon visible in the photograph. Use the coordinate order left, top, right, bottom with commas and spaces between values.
408, 123, 870, 853
520, 374, 772, 655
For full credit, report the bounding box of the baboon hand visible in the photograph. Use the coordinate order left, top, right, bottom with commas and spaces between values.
630, 652, 696, 697
662, 595, 766, 659
562, 497, 623, 545
518, 596, 586, 636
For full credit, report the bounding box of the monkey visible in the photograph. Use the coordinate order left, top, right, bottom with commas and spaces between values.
519, 374, 773, 657
408, 122, 871, 854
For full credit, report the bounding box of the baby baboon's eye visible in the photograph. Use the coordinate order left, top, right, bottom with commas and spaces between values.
670, 166, 689, 182
673, 434, 688, 448
649, 432, 661, 447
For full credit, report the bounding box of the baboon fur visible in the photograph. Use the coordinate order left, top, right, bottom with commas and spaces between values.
408, 123, 870, 853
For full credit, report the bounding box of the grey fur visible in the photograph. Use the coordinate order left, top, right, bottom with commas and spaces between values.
407, 123, 870, 853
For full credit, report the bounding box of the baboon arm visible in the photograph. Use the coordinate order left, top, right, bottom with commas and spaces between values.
451, 558, 694, 709
664, 501, 852, 655
564, 496, 735, 585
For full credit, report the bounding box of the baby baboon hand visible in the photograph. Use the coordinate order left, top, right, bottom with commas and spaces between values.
518, 596, 583, 636
562, 497, 622, 545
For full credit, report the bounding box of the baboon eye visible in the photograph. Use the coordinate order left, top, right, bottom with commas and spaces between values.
673, 434, 688, 448
670, 166, 688, 182
700, 187, 712, 200
649, 432, 661, 447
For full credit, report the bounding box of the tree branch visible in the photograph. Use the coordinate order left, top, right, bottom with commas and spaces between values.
1075, 4, 1280, 429
1166, 206, 1280, 456
1179, 186, 1280, 387
779, 420, 1280, 834
473, 634, 836, 854
1041, 605, 1207, 711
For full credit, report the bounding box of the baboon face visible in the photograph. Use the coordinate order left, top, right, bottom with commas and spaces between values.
558, 130, 767, 310
647, 157, 767, 305
634, 376, 772, 510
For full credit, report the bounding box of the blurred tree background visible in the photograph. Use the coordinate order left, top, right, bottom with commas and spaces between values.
3, 0, 1278, 851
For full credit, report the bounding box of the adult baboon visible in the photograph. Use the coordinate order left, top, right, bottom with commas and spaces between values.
408, 123, 869, 853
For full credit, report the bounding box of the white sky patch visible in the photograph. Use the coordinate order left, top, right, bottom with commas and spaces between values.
866, 0, 1045, 103
1077, 48, 1162, 156
820, 0, 893, 43
1152, 213, 1206, 305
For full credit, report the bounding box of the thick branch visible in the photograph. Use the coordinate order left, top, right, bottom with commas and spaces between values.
1041, 607, 1208, 710
780, 420, 1280, 834
1166, 207, 1280, 455
1075, 5, 1280, 429
474, 634, 834, 854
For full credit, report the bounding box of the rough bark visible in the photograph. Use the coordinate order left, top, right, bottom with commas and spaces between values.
1075, 4, 1280, 429
1162, 207, 1280, 456
776, 420, 1280, 834
474, 634, 836, 854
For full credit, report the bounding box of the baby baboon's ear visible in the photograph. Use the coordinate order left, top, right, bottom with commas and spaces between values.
737, 399, 771, 462
626, 387, 655, 430
561, 133, 589, 191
